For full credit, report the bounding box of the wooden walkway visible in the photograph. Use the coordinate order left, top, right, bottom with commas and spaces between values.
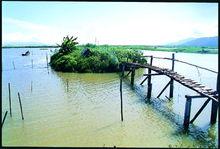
123, 62, 218, 103
119, 53, 219, 129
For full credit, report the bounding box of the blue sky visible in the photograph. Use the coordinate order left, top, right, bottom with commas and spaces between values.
2, 2, 218, 45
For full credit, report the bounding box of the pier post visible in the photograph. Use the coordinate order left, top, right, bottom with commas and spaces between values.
183, 95, 192, 129
46, 54, 49, 68
66, 79, 69, 92
210, 72, 219, 124
8, 83, 12, 117
169, 53, 175, 98
13, 61, 15, 70
31, 81, 33, 92
18, 92, 24, 120
31, 59, 33, 69
210, 100, 218, 124
147, 56, 153, 99
1, 111, 8, 128
120, 64, 125, 121
131, 67, 135, 86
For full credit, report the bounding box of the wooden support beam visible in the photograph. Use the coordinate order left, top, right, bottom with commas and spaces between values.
190, 98, 211, 124
169, 53, 175, 98
210, 100, 218, 124
147, 56, 153, 99
157, 80, 171, 98
124, 70, 131, 77
147, 83, 152, 99
183, 96, 192, 129
121, 64, 125, 77
131, 68, 135, 86
140, 76, 149, 85
185, 95, 207, 99
143, 73, 163, 76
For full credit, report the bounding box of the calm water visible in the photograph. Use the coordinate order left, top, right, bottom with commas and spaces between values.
2, 48, 218, 147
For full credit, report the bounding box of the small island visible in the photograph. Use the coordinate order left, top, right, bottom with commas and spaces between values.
50, 36, 147, 72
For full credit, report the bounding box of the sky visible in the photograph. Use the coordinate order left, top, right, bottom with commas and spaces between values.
2, 2, 218, 45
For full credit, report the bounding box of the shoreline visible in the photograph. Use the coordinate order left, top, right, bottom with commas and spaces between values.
2, 45, 218, 54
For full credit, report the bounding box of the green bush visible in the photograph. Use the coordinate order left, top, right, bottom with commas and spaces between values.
50, 36, 147, 72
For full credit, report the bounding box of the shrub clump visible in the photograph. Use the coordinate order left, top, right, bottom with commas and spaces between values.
50, 36, 147, 72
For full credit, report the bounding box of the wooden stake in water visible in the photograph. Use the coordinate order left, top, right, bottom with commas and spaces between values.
120, 64, 125, 122
66, 79, 69, 92
31, 81, 33, 92
13, 61, 15, 70
46, 54, 48, 68
8, 83, 12, 117
18, 92, 24, 120
1, 111, 8, 128
31, 59, 33, 69
120, 77, 123, 121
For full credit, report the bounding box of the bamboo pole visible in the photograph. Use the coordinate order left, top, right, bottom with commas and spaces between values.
169, 53, 175, 98
147, 56, 153, 99
13, 61, 15, 70
1, 111, 8, 128
183, 95, 192, 129
66, 79, 69, 92
120, 64, 125, 121
8, 83, 12, 117
131, 67, 135, 85
31, 81, 33, 92
46, 54, 48, 68
18, 92, 24, 120
31, 59, 33, 68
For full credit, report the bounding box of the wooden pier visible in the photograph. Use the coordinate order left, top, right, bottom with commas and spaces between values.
120, 53, 219, 129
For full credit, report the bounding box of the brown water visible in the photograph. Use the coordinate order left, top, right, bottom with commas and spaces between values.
2, 48, 218, 147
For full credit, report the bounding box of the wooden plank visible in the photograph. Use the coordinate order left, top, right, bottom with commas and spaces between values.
123, 62, 218, 102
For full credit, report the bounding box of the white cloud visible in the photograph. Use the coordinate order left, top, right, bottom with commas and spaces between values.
3, 18, 65, 45
2, 16, 218, 45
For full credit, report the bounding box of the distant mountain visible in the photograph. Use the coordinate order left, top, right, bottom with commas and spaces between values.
168, 36, 218, 48
167, 38, 195, 45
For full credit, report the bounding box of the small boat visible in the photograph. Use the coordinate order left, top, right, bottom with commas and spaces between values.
22, 51, 30, 56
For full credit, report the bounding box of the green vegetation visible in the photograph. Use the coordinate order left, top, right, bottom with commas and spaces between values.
78, 44, 217, 54
50, 36, 147, 72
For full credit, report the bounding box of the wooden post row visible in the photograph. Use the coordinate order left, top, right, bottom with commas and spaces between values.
169, 53, 175, 98
120, 64, 125, 122
183, 95, 192, 129
147, 56, 153, 99
8, 83, 12, 117
18, 92, 24, 120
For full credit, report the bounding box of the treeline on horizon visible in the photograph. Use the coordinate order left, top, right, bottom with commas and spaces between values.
2, 43, 218, 54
